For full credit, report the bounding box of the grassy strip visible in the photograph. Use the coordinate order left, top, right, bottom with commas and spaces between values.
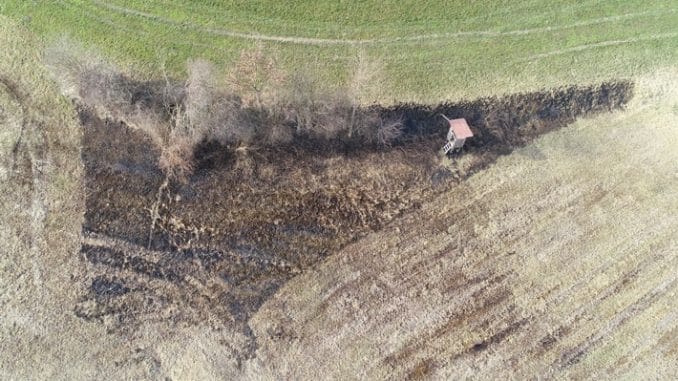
1, 1, 676, 102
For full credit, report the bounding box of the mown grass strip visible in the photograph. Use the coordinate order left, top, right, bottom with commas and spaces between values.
1, 1, 676, 102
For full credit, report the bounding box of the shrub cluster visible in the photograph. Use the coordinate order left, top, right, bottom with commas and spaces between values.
46, 41, 402, 179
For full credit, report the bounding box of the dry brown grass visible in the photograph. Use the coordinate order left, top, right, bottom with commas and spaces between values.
0, 18, 138, 380
1, 21, 251, 379
245, 69, 678, 380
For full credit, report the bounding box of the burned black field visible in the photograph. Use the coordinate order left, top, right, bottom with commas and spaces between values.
77, 81, 633, 338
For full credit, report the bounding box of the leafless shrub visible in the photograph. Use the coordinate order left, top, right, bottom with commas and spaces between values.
347, 50, 382, 105
227, 43, 286, 109
263, 120, 294, 145
158, 136, 194, 178
183, 59, 215, 135
46, 41, 197, 179
120, 102, 194, 180
376, 118, 404, 146
279, 51, 389, 144
46, 41, 401, 179
313, 92, 354, 140
281, 75, 381, 143
283, 71, 318, 134
233, 145, 256, 177
45, 38, 134, 121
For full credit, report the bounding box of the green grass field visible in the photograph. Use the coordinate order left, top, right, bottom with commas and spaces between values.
2, 0, 677, 103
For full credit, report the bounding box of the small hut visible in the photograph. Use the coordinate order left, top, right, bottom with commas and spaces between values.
442, 116, 474, 154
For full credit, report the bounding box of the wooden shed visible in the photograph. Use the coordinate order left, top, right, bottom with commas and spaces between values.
442, 116, 474, 154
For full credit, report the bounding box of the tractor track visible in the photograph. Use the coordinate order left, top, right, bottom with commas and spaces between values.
524, 32, 678, 62
90, 1, 675, 46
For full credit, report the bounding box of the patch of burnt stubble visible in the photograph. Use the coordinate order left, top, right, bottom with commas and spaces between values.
76, 80, 633, 337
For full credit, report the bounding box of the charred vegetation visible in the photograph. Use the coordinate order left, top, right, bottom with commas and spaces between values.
76, 78, 633, 333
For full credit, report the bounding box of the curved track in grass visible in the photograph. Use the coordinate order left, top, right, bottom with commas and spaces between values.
3, 0, 677, 102
94, 2, 676, 47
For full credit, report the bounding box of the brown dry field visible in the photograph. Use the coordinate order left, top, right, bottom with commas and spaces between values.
1, 17, 677, 380
246, 71, 678, 379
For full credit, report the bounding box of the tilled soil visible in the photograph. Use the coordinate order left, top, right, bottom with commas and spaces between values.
77, 80, 633, 340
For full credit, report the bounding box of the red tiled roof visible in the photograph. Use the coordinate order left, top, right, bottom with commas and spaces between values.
449, 118, 474, 139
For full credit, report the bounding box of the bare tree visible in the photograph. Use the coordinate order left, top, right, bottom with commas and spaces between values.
45, 41, 401, 179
